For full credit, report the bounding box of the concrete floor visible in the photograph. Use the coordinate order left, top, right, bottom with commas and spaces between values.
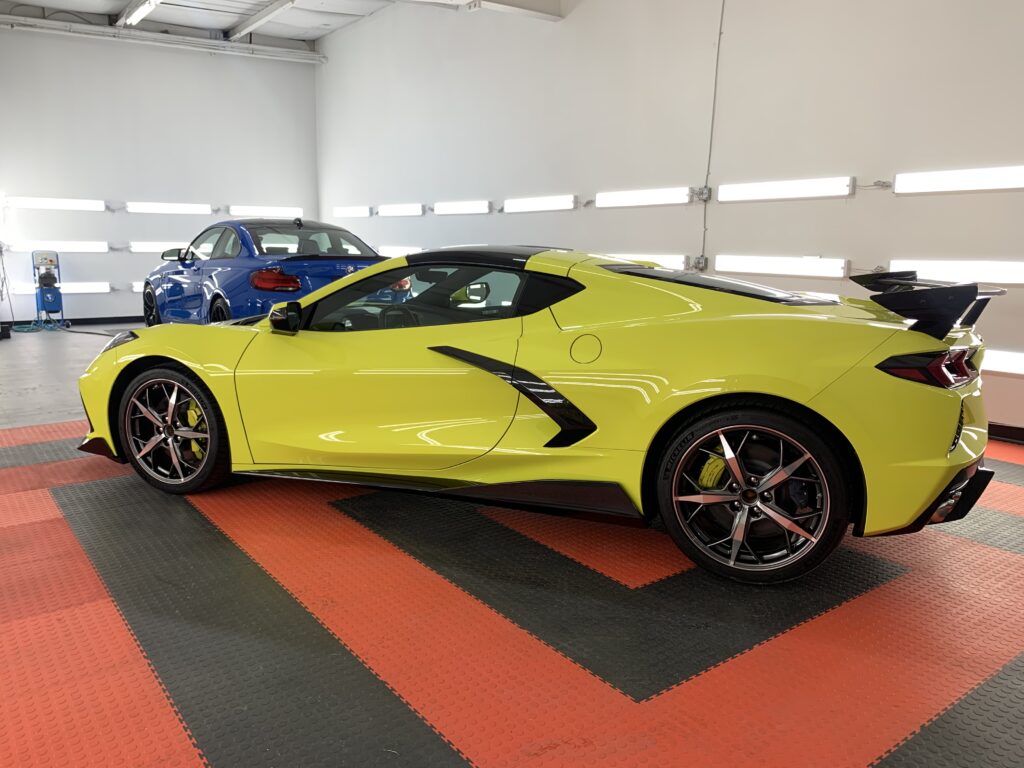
0, 323, 139, 428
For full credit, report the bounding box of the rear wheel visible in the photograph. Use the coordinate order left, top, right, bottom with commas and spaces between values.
143, 285, 160, 326
656, 407, 850, 583
117, 368, 231, 494
209, 297, 231, 323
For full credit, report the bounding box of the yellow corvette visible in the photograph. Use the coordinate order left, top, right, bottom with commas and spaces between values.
78, 246, 996, 582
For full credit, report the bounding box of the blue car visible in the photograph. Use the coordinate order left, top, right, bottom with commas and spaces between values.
143, 219, 384, 325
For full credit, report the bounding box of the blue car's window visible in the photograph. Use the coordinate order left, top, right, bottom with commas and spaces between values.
248, 224, 376, 258
212, 229, 241, 260
185, 228, 225, 261
307, 265, 525, 332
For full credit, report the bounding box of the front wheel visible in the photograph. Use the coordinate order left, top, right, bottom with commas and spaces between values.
117, 367, 231, 494
656, 407, 851, 583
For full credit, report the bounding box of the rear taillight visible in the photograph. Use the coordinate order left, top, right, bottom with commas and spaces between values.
877, 349, 978, 388
250, 267, 301, 292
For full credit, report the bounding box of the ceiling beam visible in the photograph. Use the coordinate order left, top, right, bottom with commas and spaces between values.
115, 0, 163, 28
1, 13, 325, 64
229, 0, 298, 41
467, 0, 562, 21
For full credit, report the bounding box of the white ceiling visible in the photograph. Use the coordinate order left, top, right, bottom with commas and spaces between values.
4, 0, 395, 41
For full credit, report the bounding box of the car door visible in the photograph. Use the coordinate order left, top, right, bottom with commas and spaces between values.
168, 228, 224, 322
234, 263, 527, 471
200, 226, 244, 320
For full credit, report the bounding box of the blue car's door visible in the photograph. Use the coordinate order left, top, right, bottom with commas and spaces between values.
199, 227, 247, 321
170, 228, 226, 322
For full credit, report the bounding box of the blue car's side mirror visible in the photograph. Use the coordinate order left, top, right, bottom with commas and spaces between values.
161, 248, 185, 262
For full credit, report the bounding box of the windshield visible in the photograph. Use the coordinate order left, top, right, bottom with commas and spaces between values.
246, 224, 377, 258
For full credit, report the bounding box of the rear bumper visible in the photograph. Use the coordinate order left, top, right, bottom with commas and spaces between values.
880, 460, 994, 536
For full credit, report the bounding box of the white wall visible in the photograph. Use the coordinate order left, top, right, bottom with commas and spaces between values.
0, 28, 318, 320
315, 0, 1024, 425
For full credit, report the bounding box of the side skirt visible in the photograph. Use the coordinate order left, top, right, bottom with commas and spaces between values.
236, 470, 643, 519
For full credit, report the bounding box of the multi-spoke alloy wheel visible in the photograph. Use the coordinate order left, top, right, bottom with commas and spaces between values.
118, 368, 231, 494
657, 408, 850, 583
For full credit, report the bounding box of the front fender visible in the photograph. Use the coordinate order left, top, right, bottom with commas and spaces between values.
79, 324, 261, 464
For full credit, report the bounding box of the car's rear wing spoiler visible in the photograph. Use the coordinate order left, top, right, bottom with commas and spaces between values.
850, 271, 1006, 340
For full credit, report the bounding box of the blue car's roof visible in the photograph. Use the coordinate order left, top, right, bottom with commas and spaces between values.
219, 218, 340, 229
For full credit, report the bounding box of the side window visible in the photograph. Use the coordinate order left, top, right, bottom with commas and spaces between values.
185, 228, 223, 261
308, 264, 526, 332
212, 229, 241, 260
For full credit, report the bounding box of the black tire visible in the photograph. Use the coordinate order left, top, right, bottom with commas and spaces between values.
656, 405, 850, 584
209, 296, 231, 323
117, 367, 231, 494
143, 285, 161, 326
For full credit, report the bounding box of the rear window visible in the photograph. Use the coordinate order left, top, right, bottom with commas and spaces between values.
600, 263, 834, 305
247, 223, 377, 258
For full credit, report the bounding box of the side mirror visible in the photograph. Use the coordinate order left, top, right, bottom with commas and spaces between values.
465, 281, 490, 303
452, 282, 491, 304
162, 248, 184, 261
269, 301, 302, 334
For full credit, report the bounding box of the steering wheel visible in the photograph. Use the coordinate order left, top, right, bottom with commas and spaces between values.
380, 305, 419, 329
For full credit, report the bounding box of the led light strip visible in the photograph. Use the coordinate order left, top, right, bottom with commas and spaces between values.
503, 194, 576, 213
894, 165, 1024, 194
125, 201, 212, 215
890, 259, 1024, 285
8, 240, 109, 253
333, 206, 372, 218
130, 241, 188, 254
4, 196, 106, 212
377, 203, 424, 217
716, 254, 848, 278
718, 176, 853, 202
434, 200, 491, 215
11, 281, 111, 294
595, 187, 691, 208
983, 350, 1024, 375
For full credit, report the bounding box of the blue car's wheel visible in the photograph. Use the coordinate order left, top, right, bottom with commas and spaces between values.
117, 368, 231, 494
143, 285, 161, 326
209, 297, 231, 324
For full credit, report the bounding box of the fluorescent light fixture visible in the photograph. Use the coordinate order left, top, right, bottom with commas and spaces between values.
229, 205, 303, 218
129, 241, 187, 253
434, 200, 491, 215
377, 246, 422, 258
894, 165, 1024, 194
9, 240, 109, 253
5, 196, 105, 212
889, 259, 1024, 285
595, 187, 691, 208
132, 281, 145, 293
377, 203, 424, 217
333, 206, 371, 218
610, 253, 687, 269
122, 0, 163, 27
125, 201, 212, 215
503, 194, 576, 213
983, 349, 1024, 375
716, 254, 848, 278
60, 282, 111, 294
718, 176, 853, 202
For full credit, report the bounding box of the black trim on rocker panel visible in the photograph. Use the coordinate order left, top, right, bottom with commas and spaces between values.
428, 346, 597, 448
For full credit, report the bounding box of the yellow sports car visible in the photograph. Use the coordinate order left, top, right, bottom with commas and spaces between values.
78, 247, 996, 582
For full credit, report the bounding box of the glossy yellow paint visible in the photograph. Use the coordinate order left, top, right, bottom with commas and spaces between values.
78, 249, 987, 535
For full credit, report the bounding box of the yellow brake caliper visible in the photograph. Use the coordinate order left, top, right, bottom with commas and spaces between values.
186, 403, 205, 460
